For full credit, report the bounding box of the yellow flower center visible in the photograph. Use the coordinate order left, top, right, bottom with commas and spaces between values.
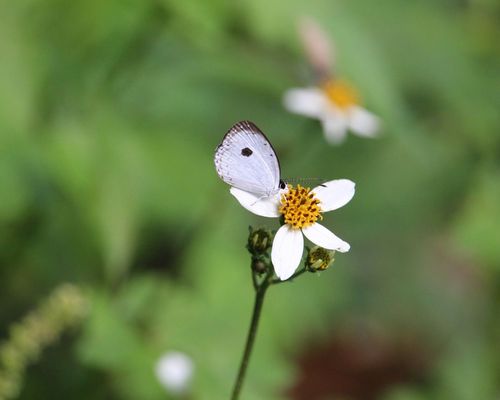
279, 185, 322, 229
322, 80, 359, 110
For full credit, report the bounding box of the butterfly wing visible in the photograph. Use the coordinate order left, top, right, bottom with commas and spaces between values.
214, 121, 281, 196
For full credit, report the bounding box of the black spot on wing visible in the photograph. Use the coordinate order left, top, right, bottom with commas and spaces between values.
241, 147, 253, 157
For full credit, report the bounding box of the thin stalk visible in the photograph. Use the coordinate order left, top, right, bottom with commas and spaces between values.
230, 279, 269, 400
271, 267, 307, 285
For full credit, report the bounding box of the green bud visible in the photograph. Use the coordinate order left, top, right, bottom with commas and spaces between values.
247, 227, 273, 255
251, 257, 269, 275
306, 246, 335, 272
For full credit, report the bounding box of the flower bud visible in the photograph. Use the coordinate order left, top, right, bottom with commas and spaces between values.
306, 246, 335, 272
250, 256, 270, 275
247, 227, 273, 255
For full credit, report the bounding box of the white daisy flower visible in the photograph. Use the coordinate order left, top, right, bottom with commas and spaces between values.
231, 179, 355, 280
283, 79, 380, 144
155, 351, 194, 395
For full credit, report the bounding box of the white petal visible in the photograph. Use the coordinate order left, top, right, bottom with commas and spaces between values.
302, 223, 350, 252
230, 187, 280, 217
312, 179, 355, 212
283, 88, 326, 118
271, 225, 304, 280
348, 106, 380, 137
320, 112, 348, 144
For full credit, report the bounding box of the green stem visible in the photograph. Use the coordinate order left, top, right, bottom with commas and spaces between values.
271, 267, 307, 285
251, 268, 258, 290
230, 279, 269, 400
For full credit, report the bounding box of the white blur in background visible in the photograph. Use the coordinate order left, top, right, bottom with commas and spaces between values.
155, 351, 194, 395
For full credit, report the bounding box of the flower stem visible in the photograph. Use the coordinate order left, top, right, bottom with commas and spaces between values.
230, 278, 269, 400
271, 267, 307, 284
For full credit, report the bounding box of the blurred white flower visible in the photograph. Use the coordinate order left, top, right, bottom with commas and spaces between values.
284, 79, 380, 144
155, 351, 194, 395
231, 179, 355, 280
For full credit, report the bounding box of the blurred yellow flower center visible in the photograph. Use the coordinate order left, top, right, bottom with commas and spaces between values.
279, 185, 322, 229
322, 80, 358, 110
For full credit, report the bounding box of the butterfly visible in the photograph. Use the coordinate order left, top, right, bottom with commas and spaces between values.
214, 121, 285, 197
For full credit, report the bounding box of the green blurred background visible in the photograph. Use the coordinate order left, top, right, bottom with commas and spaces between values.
1, 0, 499, 399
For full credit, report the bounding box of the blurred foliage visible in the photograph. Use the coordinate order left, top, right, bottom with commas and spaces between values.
0, 284, 87, 400
0, 0, 499, 399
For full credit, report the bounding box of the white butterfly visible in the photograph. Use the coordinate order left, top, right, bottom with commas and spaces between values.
214, 121, 285, 197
